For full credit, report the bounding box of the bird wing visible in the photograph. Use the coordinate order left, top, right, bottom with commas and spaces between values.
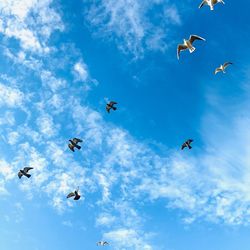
109, 101, 117, 105
214, 67, 222, 74
73, 138, 82, 143
177, 44, 187, 59
18, 171, 23, 179
23, 167, 33, 173
223, 62, 233, 68
199, 0, 208, 8
68, 143, 75, 152
106, 105, 111, 113
181, 143, 186, 150
67, 192, 75, 198
187, 139, 193, 143
189, 35, 205, 44
103, 242, 109, 245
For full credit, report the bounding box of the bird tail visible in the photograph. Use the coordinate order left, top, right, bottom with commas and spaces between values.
189, 46, 195, 53
210, 5, 214, 10
25, 173, 31, 178
112, 107, 117, 111
76, 145, 81, 150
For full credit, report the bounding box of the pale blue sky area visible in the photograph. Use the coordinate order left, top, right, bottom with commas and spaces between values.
0, 1, 250, 250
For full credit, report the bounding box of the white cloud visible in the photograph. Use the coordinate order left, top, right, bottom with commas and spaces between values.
0, 83, 24, 108
0, 0, 64, 53
85, 0, 182, 57
73, 61, 89, 82
36, 113, 59, 138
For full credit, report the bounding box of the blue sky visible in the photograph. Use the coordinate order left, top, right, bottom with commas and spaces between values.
0, 0, 250, 249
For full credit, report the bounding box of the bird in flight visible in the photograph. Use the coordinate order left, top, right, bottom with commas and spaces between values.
181, 139, 194, 150
106, 101, 117, 113
18, 167, 33, 179
177, 35, 205, 60
199, 0, 225, 11
97, 241, 109, 246
214, 62, 233, 74
68, 138, 82, 152
67, 187, 81, 200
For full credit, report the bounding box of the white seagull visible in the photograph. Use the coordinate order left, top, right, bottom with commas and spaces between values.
177, 35, 206, 60
199, 0, 225, 11
214, 62, 233, 74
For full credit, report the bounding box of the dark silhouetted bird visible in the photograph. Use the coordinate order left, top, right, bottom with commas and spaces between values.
181, 139, 194, 150
68, 138, 82, 152
177, 35, 205, 60
67, 188, 81, 200
97, 241, 109, 246
214, 62, 233, 74
106, 101, 117, 113
18, 167, 33, 179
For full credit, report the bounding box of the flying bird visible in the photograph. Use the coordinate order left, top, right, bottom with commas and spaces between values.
177, 35, 205, 59
199, 0, 225, 11
106, 101, 117, 113
67, 188, 81, 200
68, 138, 82, 152
214, 62, 233, 74
181, 139, 194, 150
18, 167, 33, 179
97, 241, 109, 246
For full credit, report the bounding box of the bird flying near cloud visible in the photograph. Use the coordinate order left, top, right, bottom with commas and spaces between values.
67, 188, 81, 200
181, 139, 194, 150
177, 35, 205, 60
97, 241, 109, 246
106, 101, 117, 113
68, 138, 82, 152
199, 0, 225, 11
18, 167, 33, 179
214, 62, 233, 74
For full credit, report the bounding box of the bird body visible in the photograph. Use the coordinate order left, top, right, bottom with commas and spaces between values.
67, 188, 81, 200
214, 62, 232, 74
97, 241, 109, 246
177, 35, 205, 59
68, 138, 82, 152
199, 0, 225, 10
181, 139, 194, 150
106, 101, 117, 113
18, 167, 33, 179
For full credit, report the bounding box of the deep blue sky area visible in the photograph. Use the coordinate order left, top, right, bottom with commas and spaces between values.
0, 1, 250, 250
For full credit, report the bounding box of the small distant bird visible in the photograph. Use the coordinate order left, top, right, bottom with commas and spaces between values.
68, 138, 82, 152
199, 0, 225, 11
106, 101, 117, 113
97, 241, 109, 246
214, 62, 233, 74
177, 35, 205, 60
18, 167, 33, 179
67, 187, 81, 200
181, 139, 194, 150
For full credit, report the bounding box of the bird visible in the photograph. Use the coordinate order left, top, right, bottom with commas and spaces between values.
67, 187, 81, 200
68, 138, 82, 152
106, 101, 117, 113
18, 167, 33, 179
214, 62, 233, 74
199, 0, 225, 11
97, 241, 109, 246
181, 139, 194, 150
177, 35, 205, 59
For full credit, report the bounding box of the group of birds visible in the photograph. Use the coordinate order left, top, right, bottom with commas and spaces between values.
16, 1, 232, 247
177, 1, 232, 75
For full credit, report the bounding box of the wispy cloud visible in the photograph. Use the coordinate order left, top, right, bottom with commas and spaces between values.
84, 0, 182, 57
